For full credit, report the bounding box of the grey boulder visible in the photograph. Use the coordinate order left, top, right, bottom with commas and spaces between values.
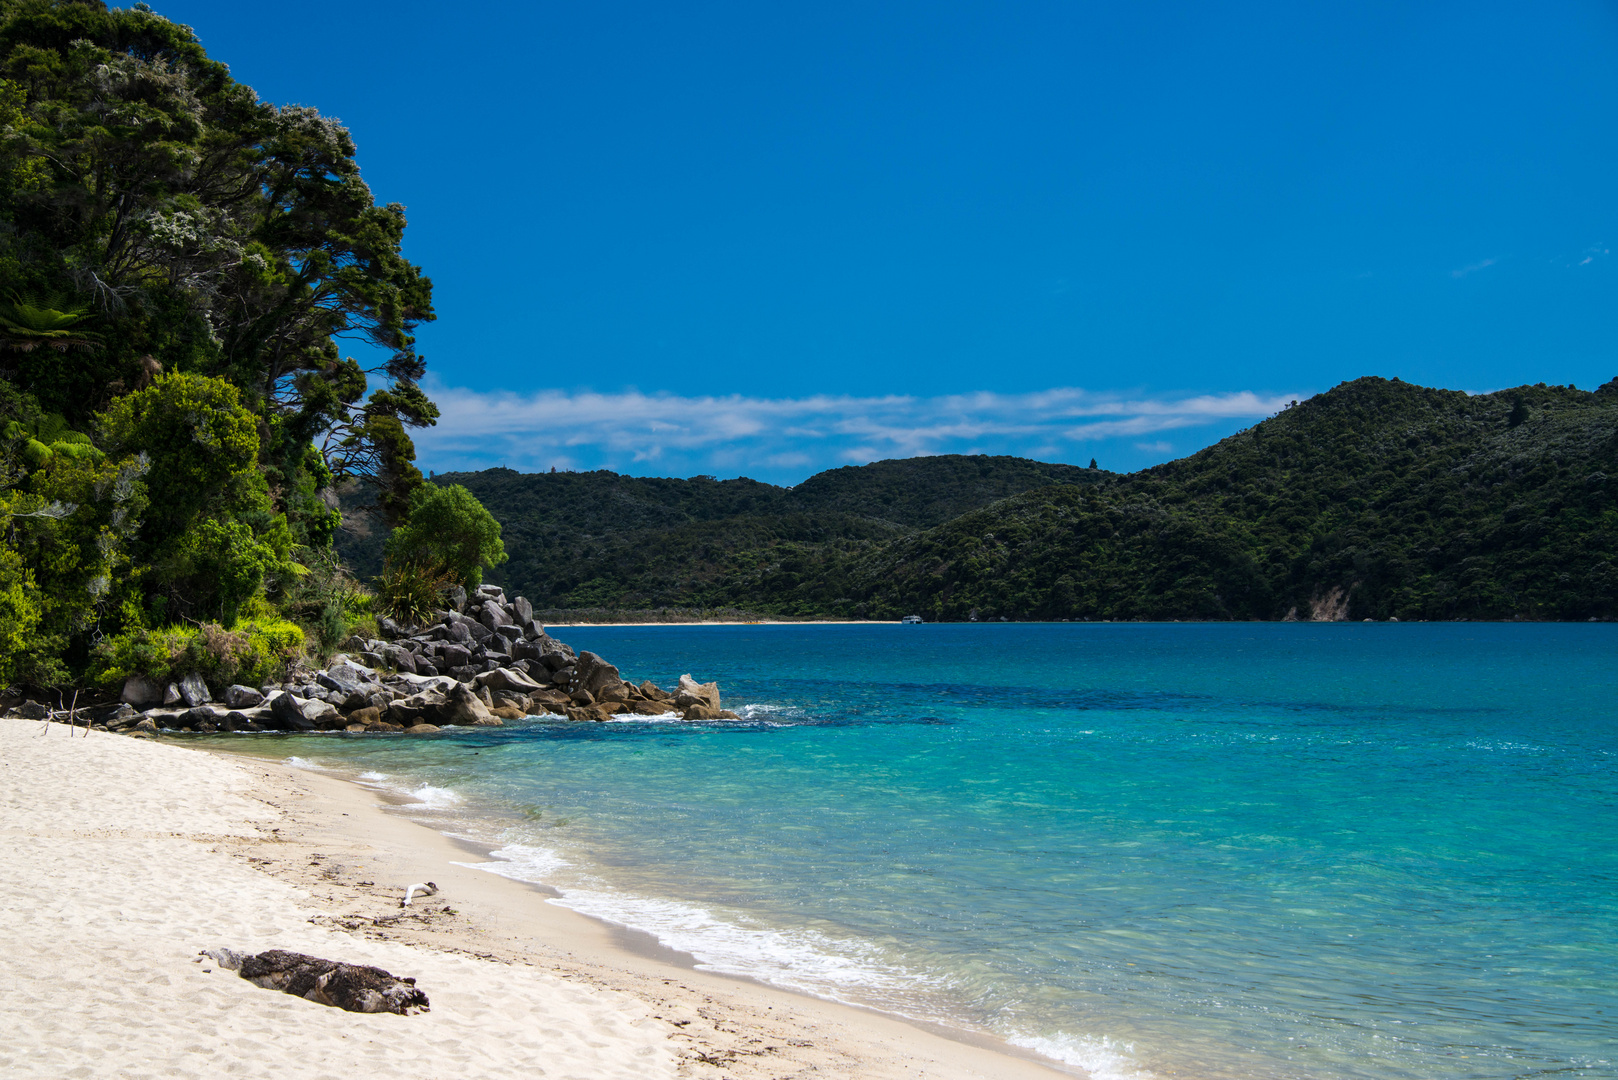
441, 682, 500, 726
267, 693, 319, 732
121, 676, 164, 708
475, 666, 544, 696
675, 674, 721, 711
224, 684, 264, 709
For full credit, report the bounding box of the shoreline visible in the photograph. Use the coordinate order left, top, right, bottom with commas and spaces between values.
0, 715, 1075, 1078
215, 744, 1079, 1078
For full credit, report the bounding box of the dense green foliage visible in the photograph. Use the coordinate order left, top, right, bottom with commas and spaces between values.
0, 1, 501, 689
383, 482, 507, 588
337, 456, 1108, 614
364, 379, 1618, 622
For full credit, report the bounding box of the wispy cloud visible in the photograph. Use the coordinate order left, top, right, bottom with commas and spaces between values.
414, 382, 1302, 483
1451, 258, 1498, 278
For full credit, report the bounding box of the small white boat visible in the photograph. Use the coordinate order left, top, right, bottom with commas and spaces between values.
901, 614, 924, 624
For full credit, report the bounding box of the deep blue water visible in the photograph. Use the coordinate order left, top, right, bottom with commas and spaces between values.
250, 624, 1617, 1080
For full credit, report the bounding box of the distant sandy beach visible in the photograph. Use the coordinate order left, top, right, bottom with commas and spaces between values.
544, 619, 897, 627
0, 717, 1071, 1079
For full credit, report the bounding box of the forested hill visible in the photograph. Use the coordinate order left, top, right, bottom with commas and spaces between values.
838, 377, 1618, 621
333, 455, 1111, 606
365, 377, 1618, 622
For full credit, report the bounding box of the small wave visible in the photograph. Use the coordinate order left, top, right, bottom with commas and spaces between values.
453, 842, 568, 881
603, 705, 791, 727
283, 755, 326, 771
736, 702, 803, 722
403, 783, 464, 809
1464, 739, 1546, 753
1008, 1031, 1153, 1080
357, 771, 388, 782
456, 846, 941, 1011
554, 888, 935, 1005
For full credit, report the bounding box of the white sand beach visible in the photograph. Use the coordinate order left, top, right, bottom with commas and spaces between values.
0, 717, 1073, 1079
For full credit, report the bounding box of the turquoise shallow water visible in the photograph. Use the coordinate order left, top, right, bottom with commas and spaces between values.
251, 624, 1616, 1079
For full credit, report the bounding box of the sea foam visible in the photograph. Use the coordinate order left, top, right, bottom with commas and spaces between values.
457, 844, 942, 1013
1007, 1031, 1153, 1080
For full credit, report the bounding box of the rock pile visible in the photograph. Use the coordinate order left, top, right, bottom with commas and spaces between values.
5, 584, 742, 735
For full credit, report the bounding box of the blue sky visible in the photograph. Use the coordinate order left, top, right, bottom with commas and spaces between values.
161, 0, 1618, 483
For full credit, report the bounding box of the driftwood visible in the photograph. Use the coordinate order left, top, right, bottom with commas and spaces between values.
204, 948, 430, 1014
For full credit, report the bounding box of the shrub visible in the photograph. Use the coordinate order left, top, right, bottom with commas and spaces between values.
91, 618, 305, 690
374, 559, 452, 626
384, 484, 506, 587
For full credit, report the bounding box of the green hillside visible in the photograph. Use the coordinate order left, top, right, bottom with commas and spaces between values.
334, 455, 1112, 612
828, 377, 1618, 621
369, 377, 1618, 621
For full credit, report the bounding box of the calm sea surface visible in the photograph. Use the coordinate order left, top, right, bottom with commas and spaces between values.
237, 624, 1617, 1080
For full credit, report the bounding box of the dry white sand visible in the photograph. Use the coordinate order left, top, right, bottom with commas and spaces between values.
1, 718, 1075, 1079
0, 717, 672, 1080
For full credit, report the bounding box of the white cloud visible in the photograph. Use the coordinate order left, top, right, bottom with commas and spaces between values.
413, 381, 1302, 482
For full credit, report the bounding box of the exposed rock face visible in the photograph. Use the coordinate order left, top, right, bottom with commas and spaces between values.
11, 700, 49, 720
163, 682, 183, 706
207, 949, 429, 1015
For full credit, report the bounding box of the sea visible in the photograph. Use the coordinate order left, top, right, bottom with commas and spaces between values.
235, 623, 1616, 1080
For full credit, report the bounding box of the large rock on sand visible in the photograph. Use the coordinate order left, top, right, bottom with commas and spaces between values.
223, 684, 264, 709
121, 676, 164, 708
178, 672, 211, 708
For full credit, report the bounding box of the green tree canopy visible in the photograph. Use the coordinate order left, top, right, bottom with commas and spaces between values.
0, 0, 437, 526
384, 483, 507, 588
99, 371, 293, 624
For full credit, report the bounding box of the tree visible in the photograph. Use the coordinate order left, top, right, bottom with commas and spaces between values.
0, 0, 437, 530
99, 371, 293, 623
384, 484, 507, 588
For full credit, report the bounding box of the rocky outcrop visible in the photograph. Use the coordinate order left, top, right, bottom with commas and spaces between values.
82, 586, 739, 735
205, 948, 429, 1015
